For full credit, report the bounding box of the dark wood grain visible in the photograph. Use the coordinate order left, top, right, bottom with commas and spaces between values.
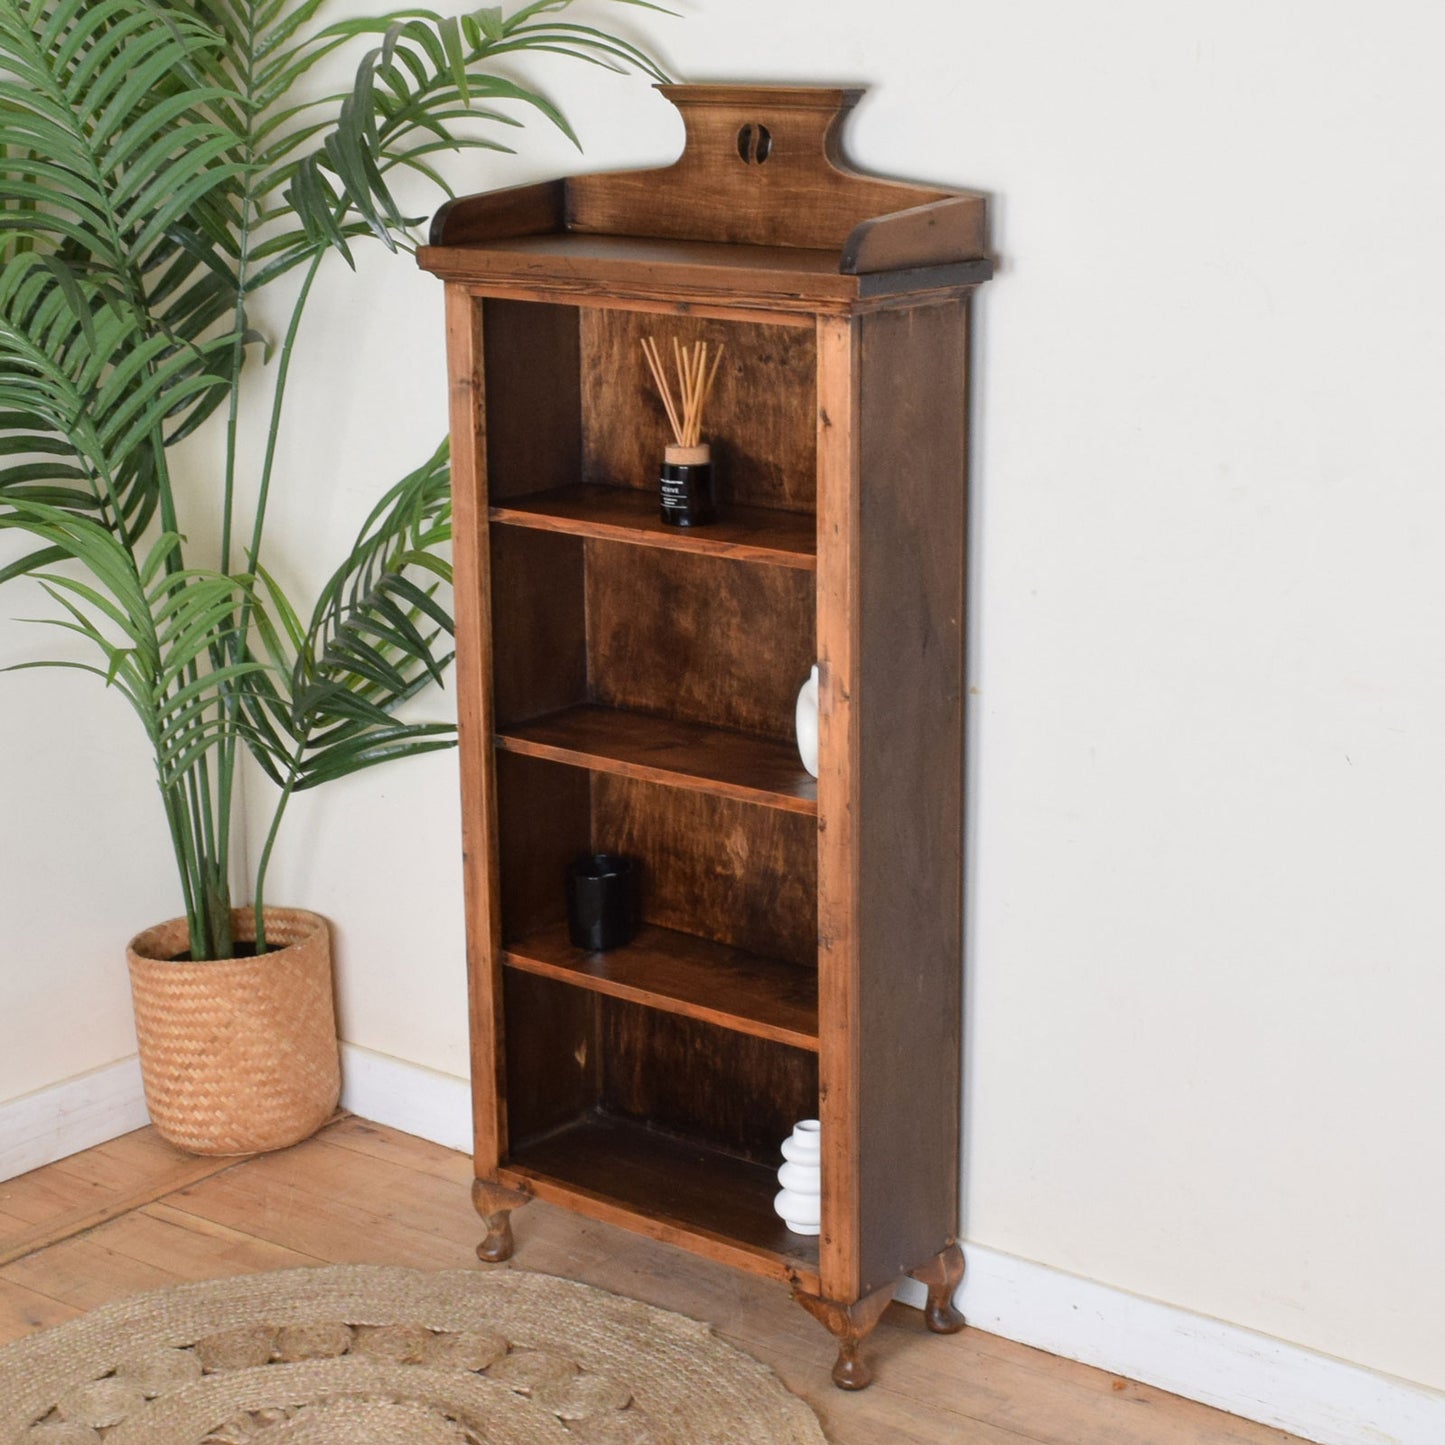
856, 258, 993, 298
586, 542, 815, 741
430, 178, 565, 247
813, 312, 863, 1305
495, 751, 590, 944
425, 86, 987, 1379
567, 86, 981, 259
494, 753, 817, 967
497, 704, 817, 814
503, 919, 819, 1051
488, 525, 586, 729
598, 1005, 820, 1173
429, 233, 854, 281
842, 197, 991, 275
430, 88, 987, 267
590, 772, 818, 970
442, 286, 509, 1177
421, 234, 989, 313
793, 1282, 898, 1391
853, 299, 969, 1298
501, 1111, 820, 1289
500, 968, 597, 1149
599, 1002, 818, 1167
910, 1241, 968, 1334
481, 298, 579, 503
580, 309, 817, 514
470, 1176, 533, 1264
492, 528, 816, 741
490, 484, 815, 568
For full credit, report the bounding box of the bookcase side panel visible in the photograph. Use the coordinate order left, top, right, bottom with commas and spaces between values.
445, 285, 508, 1175
854, 299, 969, 1297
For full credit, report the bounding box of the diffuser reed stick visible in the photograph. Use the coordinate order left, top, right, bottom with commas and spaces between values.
642, 336, 724, 449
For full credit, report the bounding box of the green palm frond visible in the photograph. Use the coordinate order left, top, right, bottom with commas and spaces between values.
245, 439, 455, 791
0, 1, 251, 580
0, 0, 669, 957
281, 4, 669, 268
0, 1, 245, 280
1, 501, 266, 756
0, 253, 233, 542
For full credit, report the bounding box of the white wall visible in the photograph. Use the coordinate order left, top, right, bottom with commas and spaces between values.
0, 573, 175, 1103
4, 0, 1443, 1426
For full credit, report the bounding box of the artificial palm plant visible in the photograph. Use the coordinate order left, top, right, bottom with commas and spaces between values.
0, 0, 664, 961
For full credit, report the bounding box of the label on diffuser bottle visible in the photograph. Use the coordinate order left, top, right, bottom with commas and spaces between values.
660, 472, 689, 512
658, 460, 713, 527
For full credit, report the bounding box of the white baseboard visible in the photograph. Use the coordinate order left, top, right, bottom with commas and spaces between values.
338, 1042, 472, 1154
0, 1056, 149, 1182
0, 1044, 472, 1184
331, 1045, 1445, 1443
892, 1246, 1445, 1445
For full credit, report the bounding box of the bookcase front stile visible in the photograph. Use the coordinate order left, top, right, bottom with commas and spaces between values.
443, 288, 533, 1267
814, 311, 863, 1309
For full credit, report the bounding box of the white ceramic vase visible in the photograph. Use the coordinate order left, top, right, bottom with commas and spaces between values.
773, 1118, 822, 1235
795, 664, 819, 779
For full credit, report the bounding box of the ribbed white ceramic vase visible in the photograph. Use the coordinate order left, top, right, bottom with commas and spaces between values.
794, 665, 819, 779
773, 1118, 822, 1235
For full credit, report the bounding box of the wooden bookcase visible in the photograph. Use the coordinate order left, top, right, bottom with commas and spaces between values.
418, 84, 991, 1389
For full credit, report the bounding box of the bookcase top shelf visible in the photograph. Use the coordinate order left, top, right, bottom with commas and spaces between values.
417, 84, 993, 310
489, 483, 816, 569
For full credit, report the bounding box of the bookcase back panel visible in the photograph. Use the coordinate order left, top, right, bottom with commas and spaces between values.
591, 773, 818, 969
579, 310, 817, 514
490, 526, 587, 728
599, 1000, 818, 1165
500, 975, 818, 1169
483, 299, 580, 502
585, 542, 815, 739
494, 756, 817, 970
496, 751, 590, 943
502, 967, 597, 1145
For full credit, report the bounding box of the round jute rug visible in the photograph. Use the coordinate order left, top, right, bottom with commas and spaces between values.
0, 1265, 827, 1445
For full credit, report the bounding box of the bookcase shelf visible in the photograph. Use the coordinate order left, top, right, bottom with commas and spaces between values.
503, 919, 819, 1051
501, 1113, 821, 1289
420, 82, 989, 1391
490, 483, 816, 569
496, 705, 817, 815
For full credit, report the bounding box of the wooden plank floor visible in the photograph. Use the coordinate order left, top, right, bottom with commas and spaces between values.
0, 1118, 1309, 1445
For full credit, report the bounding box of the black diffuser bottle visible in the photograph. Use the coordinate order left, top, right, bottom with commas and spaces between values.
660, 442, 715, 527
642, 334, 724, 528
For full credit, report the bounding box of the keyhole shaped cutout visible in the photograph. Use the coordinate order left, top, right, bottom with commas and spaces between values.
736, 123, 773, 165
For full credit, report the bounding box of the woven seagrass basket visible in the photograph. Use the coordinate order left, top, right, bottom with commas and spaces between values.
126, 907, 340, 1156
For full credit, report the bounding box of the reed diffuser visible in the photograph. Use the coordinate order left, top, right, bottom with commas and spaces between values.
641, 336, 725, 526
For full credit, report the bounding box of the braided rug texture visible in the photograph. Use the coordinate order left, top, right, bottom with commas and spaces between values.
0, 1265, 827, 1444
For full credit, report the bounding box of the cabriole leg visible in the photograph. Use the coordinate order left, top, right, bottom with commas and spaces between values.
794, 1282, 896, 1390
470, 1178, 531, 1263
909, 1240, 967, 1333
